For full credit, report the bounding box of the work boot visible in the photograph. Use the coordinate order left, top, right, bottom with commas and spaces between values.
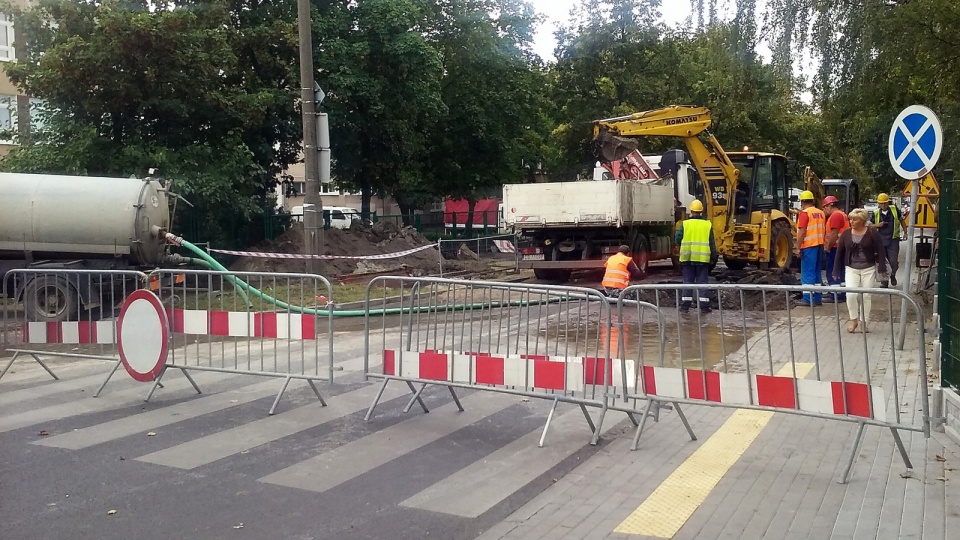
880, 281, 889, 288
890, 275, 898, 287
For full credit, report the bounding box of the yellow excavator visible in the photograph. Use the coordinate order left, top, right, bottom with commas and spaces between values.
592, 106, 796, 270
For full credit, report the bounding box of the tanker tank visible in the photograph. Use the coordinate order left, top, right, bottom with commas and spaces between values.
1, 173, 175, 322
0, 172, 170, 265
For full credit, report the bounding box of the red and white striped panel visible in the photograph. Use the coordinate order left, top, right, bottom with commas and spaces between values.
20, 309, 319, 343
639, 366, 886, 422
381, 350, 637, 394
21, 320, 117, 345
166, 309, 317, 340
493, 240, 516, 253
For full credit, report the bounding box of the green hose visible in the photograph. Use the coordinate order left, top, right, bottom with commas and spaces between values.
177, 237, 561, 317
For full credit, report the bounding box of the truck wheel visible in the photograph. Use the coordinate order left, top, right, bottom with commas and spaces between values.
22, 276, 78, 322
533, 268, 571, 282
768, 220, 794, 270
723, 256, 748, 271
632, 235, 650, 277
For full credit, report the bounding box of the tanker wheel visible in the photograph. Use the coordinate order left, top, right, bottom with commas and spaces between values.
768, 220, 794, 270
23, 276, 78, 322
723, 256, 748, 271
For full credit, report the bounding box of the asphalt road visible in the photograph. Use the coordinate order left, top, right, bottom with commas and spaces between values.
0, 353, 617, 540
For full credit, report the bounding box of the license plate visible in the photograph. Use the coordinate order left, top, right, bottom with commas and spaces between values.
523, 254, 545, 261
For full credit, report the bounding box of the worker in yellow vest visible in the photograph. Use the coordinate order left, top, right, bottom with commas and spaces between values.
794, 190, 826, 305
868, 193, 906, 287
601, 245, 642, 298
675, 200, 717, 313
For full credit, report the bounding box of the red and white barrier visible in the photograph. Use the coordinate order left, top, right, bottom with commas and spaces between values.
21, 320, 117, 345
493, 240, 516, 253
22, 308, 320, 344
207, 244, 436, 260
638, 366, 885, 422
382, 350, 636, 394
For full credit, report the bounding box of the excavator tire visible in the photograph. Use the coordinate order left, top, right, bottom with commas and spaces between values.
768, 220, 794, 270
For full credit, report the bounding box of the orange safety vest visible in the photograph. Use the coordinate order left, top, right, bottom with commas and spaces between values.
826, 210, 850, 237
799, 206, 826, 249
602, 253, 633, 289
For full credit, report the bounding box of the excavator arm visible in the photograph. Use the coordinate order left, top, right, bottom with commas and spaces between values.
592, 106, 740, 236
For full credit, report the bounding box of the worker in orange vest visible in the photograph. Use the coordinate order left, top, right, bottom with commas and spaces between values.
602, 245, 642, 298
822, 195, 850, 302
794, 190, 826, 305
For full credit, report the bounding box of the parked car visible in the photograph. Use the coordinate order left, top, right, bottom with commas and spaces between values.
288, 205, 363, 229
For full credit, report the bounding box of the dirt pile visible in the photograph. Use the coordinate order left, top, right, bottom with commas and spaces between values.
229, 221, 484, 277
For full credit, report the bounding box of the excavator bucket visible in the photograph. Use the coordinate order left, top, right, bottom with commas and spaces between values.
592, 130, 640, 162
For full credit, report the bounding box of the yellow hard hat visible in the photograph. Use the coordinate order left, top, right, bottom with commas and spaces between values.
877, 193, 890, 203
689, 200, 704, 212
799, 190, 815, 201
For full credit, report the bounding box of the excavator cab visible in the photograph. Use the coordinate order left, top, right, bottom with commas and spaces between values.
727, 152, 791, 218
821, 179, 860, 214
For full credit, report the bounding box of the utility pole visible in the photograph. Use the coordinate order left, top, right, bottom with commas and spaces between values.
297, 0, 322, 273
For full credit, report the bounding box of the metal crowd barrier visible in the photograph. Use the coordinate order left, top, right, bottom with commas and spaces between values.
361, 276, 666, 447
1, 268, 148, 396
616, 282, 931, 484
2, 268, 336, 415
437, 233, 519, 277
148, 269, 335, 414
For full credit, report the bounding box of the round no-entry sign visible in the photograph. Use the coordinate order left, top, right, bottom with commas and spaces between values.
117, 290, 169, 382
888, 105, 942, 180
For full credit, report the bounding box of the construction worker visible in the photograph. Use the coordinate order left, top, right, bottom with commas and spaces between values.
675, 200, 716, 313
794, 190, 825, 305
601, 245, 642, 298
822, 195, 850, 302
869, 193, 906, 287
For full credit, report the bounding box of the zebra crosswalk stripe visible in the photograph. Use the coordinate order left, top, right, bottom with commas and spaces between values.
258, 391, 516, 493
137, 382, 410, 469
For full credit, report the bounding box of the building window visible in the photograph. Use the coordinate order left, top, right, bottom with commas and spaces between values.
0, 95, 15, 143
0, 14, 15, 62
29, 98, 48, 132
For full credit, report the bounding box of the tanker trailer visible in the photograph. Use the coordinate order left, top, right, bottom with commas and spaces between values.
0, 172, 177, 321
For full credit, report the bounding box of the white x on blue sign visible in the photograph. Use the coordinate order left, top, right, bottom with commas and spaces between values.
888, 105, 942, 180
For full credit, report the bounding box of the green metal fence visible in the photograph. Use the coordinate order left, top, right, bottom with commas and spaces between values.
940, 169, 959, 390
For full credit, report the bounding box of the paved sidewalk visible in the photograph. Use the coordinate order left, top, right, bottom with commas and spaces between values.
481, 309, 960, 540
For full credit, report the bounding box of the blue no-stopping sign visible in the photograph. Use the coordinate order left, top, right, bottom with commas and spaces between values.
888, 105, 942, 180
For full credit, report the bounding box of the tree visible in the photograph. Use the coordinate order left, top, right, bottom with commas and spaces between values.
1, 0, 302, 248
424, 0, 547, 232
313, 0, 446, 221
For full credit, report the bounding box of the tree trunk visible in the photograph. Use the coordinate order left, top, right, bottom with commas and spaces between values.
465, 198, 476, 236
397, 201, 413, 227
361, 183, 372, 221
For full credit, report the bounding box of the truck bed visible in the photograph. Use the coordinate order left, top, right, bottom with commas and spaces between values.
503, 180, 674, 229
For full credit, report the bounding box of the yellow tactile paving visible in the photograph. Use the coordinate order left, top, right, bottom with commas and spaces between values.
614, 363, 815, 538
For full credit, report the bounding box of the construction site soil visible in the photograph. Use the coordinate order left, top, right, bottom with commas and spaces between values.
229, 221, 484, 277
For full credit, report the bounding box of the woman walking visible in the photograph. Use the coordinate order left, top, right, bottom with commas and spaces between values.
832, 208, 889, 333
